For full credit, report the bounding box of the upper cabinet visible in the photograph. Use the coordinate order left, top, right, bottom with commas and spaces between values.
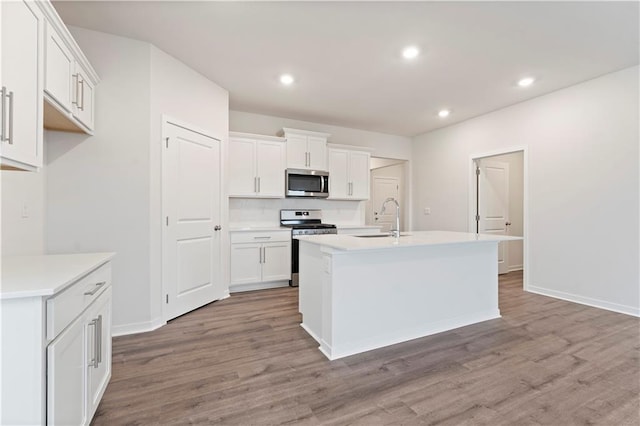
0, 0, 45, 171
228, 132, 286, 198
0, 0, 98, 172
282, 128, 330, 171
42, 2, 98, 135
328, 146, 371, 200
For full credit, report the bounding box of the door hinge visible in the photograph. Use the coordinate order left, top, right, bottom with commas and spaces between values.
476, 168, 480, 176
166, 294, 169, 304
165, 137, 169, 148
475, 214, 480, 222
166, 216, 169, 226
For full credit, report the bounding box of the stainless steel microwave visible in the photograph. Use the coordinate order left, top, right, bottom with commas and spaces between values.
285, 169, 329, 198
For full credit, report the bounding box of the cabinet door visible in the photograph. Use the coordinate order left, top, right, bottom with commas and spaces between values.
229, 137, 258, 196
262, 242, 291, 282
307, 136, 327, 170
230, 243, 262, 284
86, 287, 112, 421
349, 151, 370, 200
1, 0, 43, 170
47, 310, 87, 426
328, 149, 349, 199
285, 134, 308, 169
73, 65, 94, 131
256, 140, 285, 198
45, 21, 73, 113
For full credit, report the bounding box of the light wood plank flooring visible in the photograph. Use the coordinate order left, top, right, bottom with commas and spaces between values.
93, 272, 640, 425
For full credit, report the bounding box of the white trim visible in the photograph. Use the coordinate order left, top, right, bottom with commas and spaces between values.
327, 143, 375, 152
229, 281, 290, 293
508, 264, 523, 272
468, 145, 529, 290
112, 317, 165, 337
527, 285, 640, 317
319, 309, 501, 361
229, 131, 285, 143
280, 127, 331, 139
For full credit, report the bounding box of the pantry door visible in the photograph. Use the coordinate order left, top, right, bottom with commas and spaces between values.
162, 120, 224, 321
478, 159, 510, 275
372, 176, 400, 233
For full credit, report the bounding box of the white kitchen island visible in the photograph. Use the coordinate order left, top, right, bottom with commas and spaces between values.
296, 231, 521, 360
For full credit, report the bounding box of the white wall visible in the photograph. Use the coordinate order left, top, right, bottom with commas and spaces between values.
1, 169, 46, 255
412, 66, 639, 316
148, 45, 229, 323
46, 28, 153, 330
46, 28, 229, 334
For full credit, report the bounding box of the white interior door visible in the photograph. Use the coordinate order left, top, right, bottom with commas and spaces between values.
372, 176, 399, 232
478, 159, 510, 274
163, 121, 223, 321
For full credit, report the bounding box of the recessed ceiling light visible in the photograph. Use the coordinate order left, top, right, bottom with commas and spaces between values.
438, 109, 450, 118
280, 74, 294, 85
518, 77, 535, 87
402, 46, 419, 59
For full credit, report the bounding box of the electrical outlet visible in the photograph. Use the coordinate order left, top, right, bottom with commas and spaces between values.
423, 207, 431, 215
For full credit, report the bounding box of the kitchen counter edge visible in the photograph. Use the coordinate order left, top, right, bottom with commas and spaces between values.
1, 252, 116, 300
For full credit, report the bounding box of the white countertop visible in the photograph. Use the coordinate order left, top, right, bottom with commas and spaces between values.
295, 230, 522, 251
1, 253, 115, 300
335, 224, 382, 229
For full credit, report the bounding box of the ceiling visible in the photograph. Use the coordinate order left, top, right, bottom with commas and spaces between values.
52, 1, 639, 137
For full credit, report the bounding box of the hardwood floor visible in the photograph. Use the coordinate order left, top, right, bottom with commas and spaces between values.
93, 271, 640, 425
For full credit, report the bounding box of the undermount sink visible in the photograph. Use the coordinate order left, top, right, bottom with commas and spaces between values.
354, 233, 411, 238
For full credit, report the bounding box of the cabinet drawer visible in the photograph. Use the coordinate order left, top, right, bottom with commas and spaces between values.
230, 230, 291, 244
46, 262, 111, 341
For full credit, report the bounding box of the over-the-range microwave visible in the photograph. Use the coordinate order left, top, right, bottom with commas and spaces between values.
285, 169, 329, 198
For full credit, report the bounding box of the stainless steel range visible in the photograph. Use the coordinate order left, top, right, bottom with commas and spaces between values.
280, 209, 337, 286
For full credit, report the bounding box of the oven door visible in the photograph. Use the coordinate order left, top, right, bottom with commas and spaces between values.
286, 169, 329, 198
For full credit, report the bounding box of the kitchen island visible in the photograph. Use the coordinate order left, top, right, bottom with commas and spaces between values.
296, 231, 521, 360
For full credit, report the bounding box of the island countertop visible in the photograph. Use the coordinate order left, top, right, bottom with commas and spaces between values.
1, 252, 115, 299
295, 230, 521, 252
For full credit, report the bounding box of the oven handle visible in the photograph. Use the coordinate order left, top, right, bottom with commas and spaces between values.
321, 175, 325, 194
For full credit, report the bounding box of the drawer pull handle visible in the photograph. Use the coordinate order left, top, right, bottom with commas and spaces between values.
84, 281, 106, 296
254, 236, 271, 240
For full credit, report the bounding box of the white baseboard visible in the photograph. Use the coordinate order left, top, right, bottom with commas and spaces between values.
527, 285, 640, 317
112, 317, 165, 337
508, 264, 523, 272
229, 280, 290, 293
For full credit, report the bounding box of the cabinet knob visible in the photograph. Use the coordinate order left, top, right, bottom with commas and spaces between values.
214, 225, 222, 231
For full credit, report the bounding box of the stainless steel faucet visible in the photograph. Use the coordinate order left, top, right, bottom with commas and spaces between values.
380, 197, 400, 237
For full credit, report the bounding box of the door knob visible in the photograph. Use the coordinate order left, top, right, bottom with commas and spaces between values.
375, 217, 379, 221
214, 225, 222, 231
505, 222, 511, 226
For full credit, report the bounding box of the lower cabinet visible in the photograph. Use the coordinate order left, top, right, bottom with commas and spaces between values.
47, 275, 112, 426
230, 230, 291, 289
0, 256, 113, 425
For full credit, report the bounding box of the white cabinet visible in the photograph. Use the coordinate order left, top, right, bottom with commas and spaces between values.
42, 2, 98, 135
328, 147, 370, 200
0, 0, 44, 171
85, 287, 112, 420
228, 132, 286, 198
0, 254, 114, 425
230, 230, 291, 291
46, 286, 111, 425
282, 128, 330, 171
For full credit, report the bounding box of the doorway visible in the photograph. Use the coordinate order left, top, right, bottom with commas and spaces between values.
162, 117, 225, 322
366, 158, 408, 232
470, 149, 526, 278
